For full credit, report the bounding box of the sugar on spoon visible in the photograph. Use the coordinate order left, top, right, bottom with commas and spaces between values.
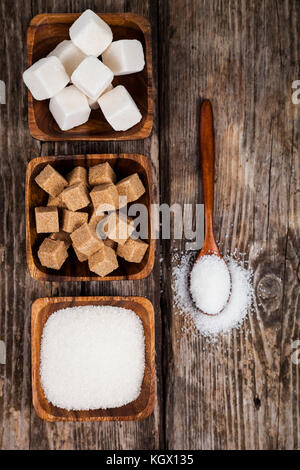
189, 100, 231, 316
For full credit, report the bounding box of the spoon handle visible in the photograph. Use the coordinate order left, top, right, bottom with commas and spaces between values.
199, 99, 220, 256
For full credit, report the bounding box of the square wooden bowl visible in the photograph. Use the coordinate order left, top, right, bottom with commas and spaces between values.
26, 154, 155, 281
32, 296, 155, 422
27, 13, 153, 141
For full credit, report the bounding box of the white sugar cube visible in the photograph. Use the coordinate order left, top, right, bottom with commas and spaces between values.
102, 40, 145, 76
87, 84, 113, 110
70, 9, 113, 56
23, 56, 69, 101
71, 56, 113, 101
98, 85, 142, 131
48, 40, 87, 78
49, 85, 91, 131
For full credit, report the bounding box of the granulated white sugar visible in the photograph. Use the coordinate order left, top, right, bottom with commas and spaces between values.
40, 306, 145, 410
190, 254, 231, 315
172, 252, 253, 339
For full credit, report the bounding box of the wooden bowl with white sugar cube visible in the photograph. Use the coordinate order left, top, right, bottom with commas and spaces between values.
26, 12, 153, 141
31, 296, 155, 421
26, 154, 155, 281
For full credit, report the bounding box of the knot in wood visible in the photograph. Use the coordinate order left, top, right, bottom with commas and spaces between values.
257, 273, 282, 313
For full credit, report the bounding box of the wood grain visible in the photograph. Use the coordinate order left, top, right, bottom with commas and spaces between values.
159, 0, 300, 450
27, 13, 153, 141
31, 296, 155, 422
26, 154, 155, 281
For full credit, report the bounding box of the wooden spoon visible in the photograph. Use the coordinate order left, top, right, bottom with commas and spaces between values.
191, 99, 231, 315
197, 99, 221, 261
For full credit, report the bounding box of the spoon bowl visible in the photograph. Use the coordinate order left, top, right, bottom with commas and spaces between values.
190, 100, 231, 315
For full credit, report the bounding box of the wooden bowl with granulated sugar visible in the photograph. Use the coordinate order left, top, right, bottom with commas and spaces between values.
26, 154, 155, 282
27, 13, 153, 141
31, 296, 155, 422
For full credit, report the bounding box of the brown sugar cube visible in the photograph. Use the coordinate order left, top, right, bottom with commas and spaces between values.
116, 173, 146, 203
47, 192, 67, 209
88, 162, 116, 186
89, 183, 119, 212
88, 246, 119, 277
70, 222, 104, 257
35, 207, 59, 233
49, 231, 71, 249
102, 212, 134, 246
89, 208, 105, 226
35, 164, 68, 197
117, 238, 149, 263
104, 238, 117, 250
37, 238, 68, 270
89, 216, 105, 239
89, 211, 114, 246
73, 246, 88, 262
61, 183, 90, 212
62, 209, 88, 233
66, 166, 88, 186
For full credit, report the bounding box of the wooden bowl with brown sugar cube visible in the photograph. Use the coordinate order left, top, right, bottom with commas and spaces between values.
31, 296, 155, 421
26, 154, 155, 281
26, 13, 153, 141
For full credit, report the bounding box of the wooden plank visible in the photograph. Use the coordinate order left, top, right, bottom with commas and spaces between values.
277, 47, 300, 448
0, 0, 162, 450
0, 0, 43, 450
159, 0, 300, 450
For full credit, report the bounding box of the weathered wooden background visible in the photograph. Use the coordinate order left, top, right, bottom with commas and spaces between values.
0, 0, 299, 450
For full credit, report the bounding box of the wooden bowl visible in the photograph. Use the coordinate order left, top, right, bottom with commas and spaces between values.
32, 296, 155, 422
27, 13, 153, 141
26, 154, 155, 281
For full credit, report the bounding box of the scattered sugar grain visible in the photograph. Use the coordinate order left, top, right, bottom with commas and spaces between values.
172, 252, 253, 340
40, 306, 145, 410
